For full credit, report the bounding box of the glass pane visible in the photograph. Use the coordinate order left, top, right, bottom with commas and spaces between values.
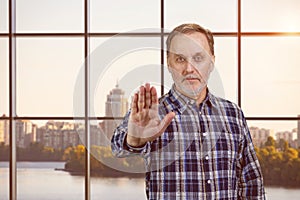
17, 120, 85, 199
16, 37, 84, 116
247, 120, 300, 193
242, 37, 300, 116
0, 120, 9, 200
163, 36, 238, 104
90, 37, 160, 117
0, 0, 8, 33
242, 0, 300, 32
165, 0, 237, 32
0, 38, 8, 116
247, 120, 298, 148
212, 37, 238, 103
16, 0, 84, 33
90, 0, 160, 32
90, 120, 146, 200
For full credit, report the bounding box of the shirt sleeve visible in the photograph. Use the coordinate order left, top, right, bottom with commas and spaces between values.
237, 111, 266, 200
111, 110, 151, 158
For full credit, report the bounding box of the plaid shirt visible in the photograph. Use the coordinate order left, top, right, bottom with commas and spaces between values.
111, 86, 265, 200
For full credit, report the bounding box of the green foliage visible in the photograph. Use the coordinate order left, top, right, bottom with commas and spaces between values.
256, 137, 300, 187
0, 142, 64, 161
63, 145, 145, 177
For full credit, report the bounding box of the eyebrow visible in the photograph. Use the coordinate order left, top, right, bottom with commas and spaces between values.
173, 52, 205, 57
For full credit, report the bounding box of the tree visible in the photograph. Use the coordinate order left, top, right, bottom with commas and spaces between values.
264, 136, 276, 147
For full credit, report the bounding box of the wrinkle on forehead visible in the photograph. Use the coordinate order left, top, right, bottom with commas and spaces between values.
169, 32, 212, 57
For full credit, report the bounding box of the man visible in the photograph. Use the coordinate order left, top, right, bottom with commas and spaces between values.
111, 23, 265, 199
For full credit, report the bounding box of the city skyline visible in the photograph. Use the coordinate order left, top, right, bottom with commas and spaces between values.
1, 1, 300, 135
1, 84, 299, 149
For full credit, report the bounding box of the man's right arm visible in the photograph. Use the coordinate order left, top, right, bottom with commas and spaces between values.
111, 111, 151, 158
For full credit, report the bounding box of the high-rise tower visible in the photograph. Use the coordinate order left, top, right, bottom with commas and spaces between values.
103, 83, 128, 145
105, 82, 128, 117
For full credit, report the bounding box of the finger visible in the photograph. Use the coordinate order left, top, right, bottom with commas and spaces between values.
131, 93, 138, 115
138, 86, 145, 111
150, 86, 158, 105
145, 83, 151, 109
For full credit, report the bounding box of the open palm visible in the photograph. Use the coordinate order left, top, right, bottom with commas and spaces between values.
127, 83, 175, 147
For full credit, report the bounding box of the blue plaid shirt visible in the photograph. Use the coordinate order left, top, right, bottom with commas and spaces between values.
111, 86, 265, 200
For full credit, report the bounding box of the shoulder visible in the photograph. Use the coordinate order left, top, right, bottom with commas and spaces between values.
210, 93, 245, 120
157, 92, 174, 114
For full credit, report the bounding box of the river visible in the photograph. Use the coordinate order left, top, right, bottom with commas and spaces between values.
0, 162, 299, 200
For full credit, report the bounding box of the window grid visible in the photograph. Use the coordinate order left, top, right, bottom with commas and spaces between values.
2, 0, 300, 199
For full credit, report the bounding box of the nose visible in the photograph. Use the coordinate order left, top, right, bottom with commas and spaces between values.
185, 60, 195, 73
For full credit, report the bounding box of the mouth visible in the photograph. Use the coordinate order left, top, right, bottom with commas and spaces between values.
183, 76, 201, 83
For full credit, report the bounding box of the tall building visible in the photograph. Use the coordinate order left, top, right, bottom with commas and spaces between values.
105, 82, 128, 117
0, 116, 9, 145
16, 120, 36, 148
103, 83, 128, 145
276, 130, 297, 148
249, 126, 275, 147
42, 121, 81, 149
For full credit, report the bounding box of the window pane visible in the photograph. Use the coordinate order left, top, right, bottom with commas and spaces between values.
0, 38, 8, 116
90, 0, 160, 32
90, 119, 146, 199
90, 37, 160, 117
0, 120, 9, 200
17, 120, 85, 200
16, 0, 84, 33
247, 120, 298, 148
165, 0, 237, 32
16, 38, 84, 116
247, 120, 300, 192
242, 0, 300, 32
0, 0, 8, 33
210, 37, 237, 103
242, 37, 300, 116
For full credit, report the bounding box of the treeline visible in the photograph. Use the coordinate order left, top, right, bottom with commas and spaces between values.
2, 137, 300, 187
0, 142, 64, 161
63, 145, 145, 177
256, 136, 300, 187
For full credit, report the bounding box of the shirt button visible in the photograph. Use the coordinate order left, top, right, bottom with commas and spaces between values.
207, 179, 211, 184
202, 132, 207, 137
199, 111, 202, 114
205, 155, 209, 160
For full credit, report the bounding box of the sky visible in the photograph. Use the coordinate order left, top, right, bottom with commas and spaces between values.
0, 0, 300, 132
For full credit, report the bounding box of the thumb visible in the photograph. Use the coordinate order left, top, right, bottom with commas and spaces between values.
156, 111, 175, 135
148, 112, 175, 142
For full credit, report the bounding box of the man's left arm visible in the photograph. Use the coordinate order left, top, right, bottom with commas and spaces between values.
237, 113, 266, 200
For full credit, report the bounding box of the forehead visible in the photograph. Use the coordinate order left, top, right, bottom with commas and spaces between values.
169, 32, 211, 56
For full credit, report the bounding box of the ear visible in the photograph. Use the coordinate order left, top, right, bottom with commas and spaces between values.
211, 55, 215, 63
209, 55, 215, 72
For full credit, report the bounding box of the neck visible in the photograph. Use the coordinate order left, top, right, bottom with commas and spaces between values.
196, 87, 207, 106
174, 84, 208, 105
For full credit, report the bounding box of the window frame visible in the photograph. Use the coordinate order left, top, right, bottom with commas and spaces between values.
1, 0, 300, 199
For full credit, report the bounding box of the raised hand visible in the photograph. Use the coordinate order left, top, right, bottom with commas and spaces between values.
127, 83, 175, 147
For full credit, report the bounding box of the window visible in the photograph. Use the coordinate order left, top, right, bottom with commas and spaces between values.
2, 0, 300, 199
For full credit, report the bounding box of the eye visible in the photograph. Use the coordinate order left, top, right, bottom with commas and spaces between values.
193, 55, 203, 62
176, 56, 185, 63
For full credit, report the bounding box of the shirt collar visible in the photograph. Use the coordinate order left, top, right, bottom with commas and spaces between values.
168, 84, 217, 113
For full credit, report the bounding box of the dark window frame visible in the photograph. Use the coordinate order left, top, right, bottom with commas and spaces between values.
1, 0, 300, 199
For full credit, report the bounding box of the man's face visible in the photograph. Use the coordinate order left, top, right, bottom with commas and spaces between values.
167, 32, 215, 99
